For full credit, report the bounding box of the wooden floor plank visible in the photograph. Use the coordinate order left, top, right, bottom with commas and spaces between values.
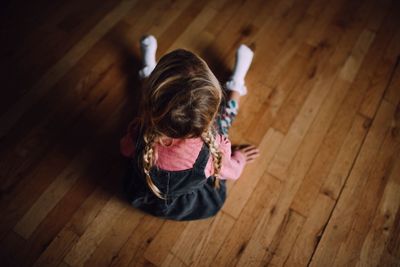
288, 0, 394, 213
63, 196, 128, 267
13, 150, 94, 239
309, 99, 396, 266
333, 102, 400, 266
82, 207, 143, 267
338, 30, 375, 82
240, 0, 323, 142
299, 0, 400, 210
285, 38, 386, 261
234, 62, 340, 265
293, 114, 368, 216
222, 128, 284, 218
328, 0, 382, 67
383, 201, 400, 263
234, 23, 383, 258
109, 216, 164, 267
0, 230, 25, 266
161, 253, 187, 267
359, 2, 400, 118
143, 220, 189, 266
0, 0, 139, 139
260, 209, 306, 266
269, 49, 321, 135
170, 217, 214, 266
33, 183, 112, 267
358, 145, 400, 265
0, 2, 143, 197
6, 164, 120, 267
168, 4, 220, 52
0, 1, 121, 116
268, 20, 377, 180
283, 194, 334, 266
191, 212, 235, 267
213, 174, 283, 267
266, 62, 338, 180
383, 56, 400, 105
0, 62, 129, 243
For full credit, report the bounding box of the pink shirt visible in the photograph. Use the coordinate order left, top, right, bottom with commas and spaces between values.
120, 122, 246, 180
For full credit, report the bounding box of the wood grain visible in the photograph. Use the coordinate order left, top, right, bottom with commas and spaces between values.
1, 0, 399, 266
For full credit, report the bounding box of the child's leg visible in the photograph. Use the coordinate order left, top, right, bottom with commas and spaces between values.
225, 44, 254, 96
217, 44, 254, 137
216, 92, 240, 137
229, 91, 241, 106
139, 35, 157, 79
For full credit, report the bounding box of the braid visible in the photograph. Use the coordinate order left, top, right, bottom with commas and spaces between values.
202, 127, 222, 188
143, 131, 165, 199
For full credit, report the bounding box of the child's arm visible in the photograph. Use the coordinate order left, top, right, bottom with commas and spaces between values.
216, 135, 246, 180
216, 134, 260, 180
120, 120, 139, 158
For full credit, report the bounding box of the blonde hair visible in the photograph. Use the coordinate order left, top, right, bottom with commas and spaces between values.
138, 49, 223, 198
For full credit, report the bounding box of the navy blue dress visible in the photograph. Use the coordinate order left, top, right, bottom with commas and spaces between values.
123, 136, 227, 221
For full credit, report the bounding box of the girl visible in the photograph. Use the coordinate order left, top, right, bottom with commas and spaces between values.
120, 35, 259, 221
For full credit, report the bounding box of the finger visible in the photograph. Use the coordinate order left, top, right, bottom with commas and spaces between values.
242, 146, 258, 153
247, 152, 261, 159
244, 153, 259, 160
246, 149, 260, 154
241, 144, 255, 149
246, 157, 257, 163
247, 153, 260, 159
243, 150, 260, 156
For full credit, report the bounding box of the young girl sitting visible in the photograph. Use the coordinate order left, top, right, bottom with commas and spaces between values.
120, 35, 259, 221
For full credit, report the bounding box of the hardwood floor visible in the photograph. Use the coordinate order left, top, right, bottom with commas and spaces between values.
1, 0, 399, 266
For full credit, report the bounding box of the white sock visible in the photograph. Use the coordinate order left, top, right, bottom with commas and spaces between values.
225, 44, 254, 95
139, 35, 157, 79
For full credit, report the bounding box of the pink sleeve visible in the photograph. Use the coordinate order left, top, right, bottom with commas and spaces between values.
120, 120, 138, 158
216, 134, 246, 180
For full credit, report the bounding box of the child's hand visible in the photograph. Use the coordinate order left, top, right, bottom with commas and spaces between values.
235, 145, 260, 163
